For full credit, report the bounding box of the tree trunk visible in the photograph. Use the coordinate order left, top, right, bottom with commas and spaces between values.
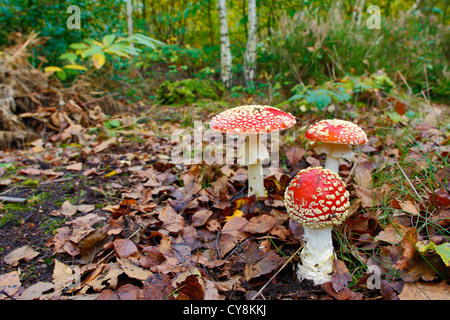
218, 0, 233, 88
244, 0, 257, 87
207, 0, 215, 46
127, 0, 134, 49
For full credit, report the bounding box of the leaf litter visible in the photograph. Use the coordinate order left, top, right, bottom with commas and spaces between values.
0, 94, 449, 300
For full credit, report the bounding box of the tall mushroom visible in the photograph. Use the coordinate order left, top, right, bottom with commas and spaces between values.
305, 119, 367, 173
284, 166, 350, 285
210, 105, 296, 197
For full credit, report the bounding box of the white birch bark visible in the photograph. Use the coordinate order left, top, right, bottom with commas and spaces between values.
244, 0, 257, 87
127, 0, 134, 48
218, 0, 233, 88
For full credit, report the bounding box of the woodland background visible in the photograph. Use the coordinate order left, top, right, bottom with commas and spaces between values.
0, 0, 449, 301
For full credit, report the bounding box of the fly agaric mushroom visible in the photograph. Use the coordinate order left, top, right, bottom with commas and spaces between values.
305, 119, 367, 173
210, 105, 296, 197
284, 166, 350, 285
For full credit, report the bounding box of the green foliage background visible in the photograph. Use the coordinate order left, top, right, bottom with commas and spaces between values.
0, 0, 448, 101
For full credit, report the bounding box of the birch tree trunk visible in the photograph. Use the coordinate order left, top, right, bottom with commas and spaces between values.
218, 0, 233, 88
127, 0, 134, 49
244, 0, 257, 87
127, 0, 134, 37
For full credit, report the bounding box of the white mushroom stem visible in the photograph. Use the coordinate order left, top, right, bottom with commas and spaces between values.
296, 225, 335, 285
314, 143, 354, 173
238, 134, 269, 197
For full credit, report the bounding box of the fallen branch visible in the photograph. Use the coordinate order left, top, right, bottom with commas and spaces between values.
81, 92, 119, 107
0, 196, 27, 203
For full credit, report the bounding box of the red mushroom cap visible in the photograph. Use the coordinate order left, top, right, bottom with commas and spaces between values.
284, 167, 350, 228
305, 119, 367, 145
210, 105, 296, 134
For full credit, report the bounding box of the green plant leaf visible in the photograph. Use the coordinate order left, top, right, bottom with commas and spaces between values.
435, 243, 450, 266
56, 70, 67, 81
102, 34, 116, 47
417, 241, 450, 266
305, 89, 332, 110
69, 43, 89, 50
58, 52, 77, 63
80, 45, 103, 58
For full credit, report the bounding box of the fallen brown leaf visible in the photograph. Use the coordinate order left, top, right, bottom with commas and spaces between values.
393, 228, 440, 282
331, 260, 352, 293
175, 274, 205, 300
399, 281, 450, 300
321, 281, 363, 300
66, 162, 82, 171
285, 146, 306, 166
240, 214, 276, 234
244, 243, 287, 281
60, 200, 78, 217
17, 282, 55, 300
4, 245, 39, 266
114, 239, 138, 258
0, 271, 21, 299
117, 258, 153, 281
141, 273, 174, 300
159, 203, 186, 234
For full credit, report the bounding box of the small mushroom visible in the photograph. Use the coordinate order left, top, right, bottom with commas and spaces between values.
305, 119, 367, 173
210, 105, 296, 197
284, 166, 350, 285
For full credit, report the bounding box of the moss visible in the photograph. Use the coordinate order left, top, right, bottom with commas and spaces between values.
157, 79, 224, 105
22, 179, 39, 187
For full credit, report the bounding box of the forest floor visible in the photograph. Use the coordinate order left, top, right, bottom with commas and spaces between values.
0, 98, 449, 301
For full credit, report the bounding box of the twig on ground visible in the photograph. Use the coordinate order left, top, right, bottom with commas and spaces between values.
394, 160, 423, 201
0, 196, 27, 203
251, 245, 303, 300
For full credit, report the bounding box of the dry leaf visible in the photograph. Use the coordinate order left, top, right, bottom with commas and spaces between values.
117, 258, 153, 281
306, 155, 321, 167
52, 259, 79, 289
17, 167, 42, 175
60, 200, 78, 217
114, 239, 138, 258
0, 271, 21, 299
191, 209, 213, 227
321, 281, 363, 300
77, 204, 95, 213
93, 137, 116, 153
244, 243, 287, 281
85, 263, 123, 292
142, 273, 174, 300
159, 203, 186, 233
355, 168, 372, 189
17, 282, 55, 300
66, 162, 82, 171
398, 200, 420, 216
240, 214, 276, 234
285, 146, 306, 166
399, 281, 450, 300
175, 274, 205, 300
4, 245, 39, 266
331, 260, 352, 292
393, 228, 440, 281
375, 220, 408, 244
